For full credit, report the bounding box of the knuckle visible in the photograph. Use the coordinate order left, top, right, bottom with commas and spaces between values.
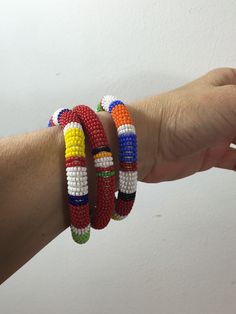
208, 67, 236, 81
208, 67, 233, 76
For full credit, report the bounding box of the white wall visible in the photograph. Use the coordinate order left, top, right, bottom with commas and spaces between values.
0, 1, 236, 313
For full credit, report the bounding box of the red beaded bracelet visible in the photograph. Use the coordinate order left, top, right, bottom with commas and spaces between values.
72, 105, 116, 229
48, 108, 91, 244
97, 95, 138, 221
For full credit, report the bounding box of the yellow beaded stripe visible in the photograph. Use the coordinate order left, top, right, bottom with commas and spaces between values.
93, 151, 112, 159
66, 138, 84, 147
64, 128, 84, 140
65, 128, 85, 158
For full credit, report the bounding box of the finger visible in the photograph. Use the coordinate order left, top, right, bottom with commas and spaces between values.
214, 147, 236, 171
201, 67, 236, 87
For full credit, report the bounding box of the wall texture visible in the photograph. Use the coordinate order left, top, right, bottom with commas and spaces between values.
0, 1, 236, 313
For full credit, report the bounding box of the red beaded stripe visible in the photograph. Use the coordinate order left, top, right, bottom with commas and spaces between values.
72, 105, 116, 230
119, 162, 138, 171
95, 166, 114, 172
66, 156, 86, 167
69, 204, 90, 229
116, 198, 135, 216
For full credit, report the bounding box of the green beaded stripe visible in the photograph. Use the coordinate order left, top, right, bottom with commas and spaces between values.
96, 170, 115, 177
71, 229, 90, 244
96, 102, 102, 112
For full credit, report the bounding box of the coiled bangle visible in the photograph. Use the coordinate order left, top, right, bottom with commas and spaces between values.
72, 105, 116, 229
48, 108, 90, 244
96, 95, 138, 220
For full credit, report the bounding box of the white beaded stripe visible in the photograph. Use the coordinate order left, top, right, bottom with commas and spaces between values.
66, 174, 87, 180
67, 178, 87, 185
119, 171, 137, 193
119, 182, 137, 189
64, 122, 83, 134
94, 159, 114, 163
68, 188, 88, 196
119, 171, 138, 181
66, 171, 87, 178
117, 124, 136, 135
119, 185, 137, 194
66, 166, 87, 172
101, 95, 117, 112
67, 176, 87, 182
119, 180, 137, 187
94, 161, 114, 168
68, 184, 88, 191
68, 189, 88, 196
68, 190, 88, 196
68, 187, 88, 194
67, 182, 88, 189
94, 156, 113, 163
52, 108, 67, 126
71, 224, 90, 235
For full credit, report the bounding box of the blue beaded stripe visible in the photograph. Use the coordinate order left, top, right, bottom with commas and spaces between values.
120, 155, 137, 163
120, 149, 137, 155
118, 135, 137, 145
120, 152, 137, 158
118, 133, 136, 140
120, 148, 136, 153
48, 120, 52, 127
119, 143, 137, 149
118, 133, 137, 163
68, 194, 89, 206
119, 139, 137, 144
108, 100, 124, 113
58, 108, 70, 122
118, 133, 137, 145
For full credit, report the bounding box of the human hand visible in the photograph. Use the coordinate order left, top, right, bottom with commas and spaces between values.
126, 68, 236, 183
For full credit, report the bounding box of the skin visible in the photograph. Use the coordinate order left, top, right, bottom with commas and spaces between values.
0, 67, 236, 284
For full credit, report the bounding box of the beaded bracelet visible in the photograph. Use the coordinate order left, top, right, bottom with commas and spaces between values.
72, 105, 116, 229
48, 108, 90, 244
96, 95, 138, 220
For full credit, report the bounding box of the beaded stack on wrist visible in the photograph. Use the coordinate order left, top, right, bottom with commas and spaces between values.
48, 96, 138, 244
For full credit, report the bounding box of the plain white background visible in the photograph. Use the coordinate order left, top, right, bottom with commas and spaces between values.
0, 1, 236, 313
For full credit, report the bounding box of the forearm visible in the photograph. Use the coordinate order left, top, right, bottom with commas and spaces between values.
0, 126, 69, 283
0, 112, 120, 284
